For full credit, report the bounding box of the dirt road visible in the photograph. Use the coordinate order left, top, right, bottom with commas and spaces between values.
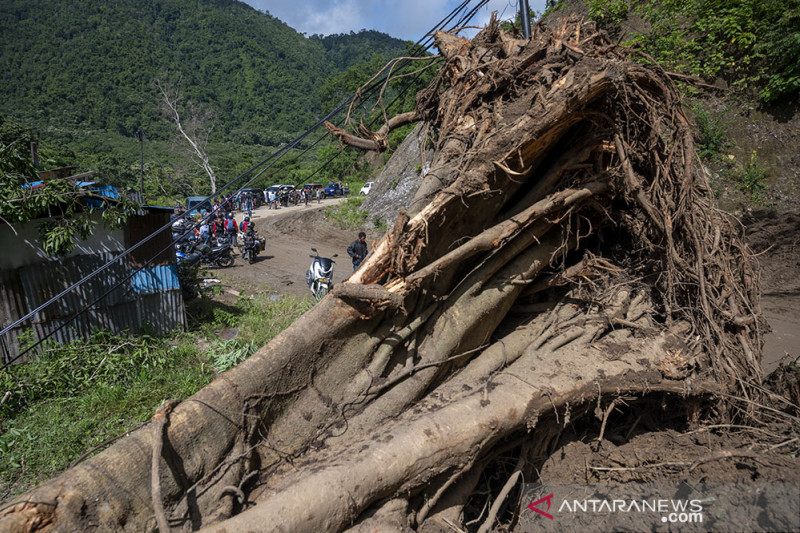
210, 197, 376, 298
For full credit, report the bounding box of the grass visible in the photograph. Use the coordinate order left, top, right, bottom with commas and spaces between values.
323, 196, 370, 230
0, 292, 311, 498
690, 101, 732, 160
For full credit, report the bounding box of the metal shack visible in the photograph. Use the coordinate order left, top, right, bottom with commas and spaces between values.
0, 188, 185, 364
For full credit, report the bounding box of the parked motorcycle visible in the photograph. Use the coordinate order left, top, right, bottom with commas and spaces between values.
306, 248, 337, 301
196, 240, 235, 268
175, 248, 202, 301
179, 237, 235, 268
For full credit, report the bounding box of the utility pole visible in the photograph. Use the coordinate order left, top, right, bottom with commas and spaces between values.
136, 127, 144, 196
519, 0, 532, 39
30, 141, 39, 171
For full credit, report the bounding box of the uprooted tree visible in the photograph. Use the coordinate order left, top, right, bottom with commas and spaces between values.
2, 16, 771, 533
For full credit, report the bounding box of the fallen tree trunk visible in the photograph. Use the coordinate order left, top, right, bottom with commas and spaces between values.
1, 15, 765, 533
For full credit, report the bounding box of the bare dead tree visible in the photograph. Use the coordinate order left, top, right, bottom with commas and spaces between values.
155, 78, 218, 194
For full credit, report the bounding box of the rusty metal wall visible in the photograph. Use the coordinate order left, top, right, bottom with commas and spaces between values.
0, 253, 186, 365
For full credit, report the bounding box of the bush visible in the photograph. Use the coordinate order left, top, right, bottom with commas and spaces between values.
0, 332, 210, 494
587, 0, 800, 103
689, 102, 732, 159
735, 150, 769, 200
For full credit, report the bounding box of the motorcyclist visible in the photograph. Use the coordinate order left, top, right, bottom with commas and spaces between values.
242, 221, 264, 259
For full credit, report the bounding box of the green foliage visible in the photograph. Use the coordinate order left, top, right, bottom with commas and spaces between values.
235, 294, 313, 347
388, 123, 417, 152
372, 216, 388, 232
0, 0, 414, 203
0, 335, 210, 494
733, 150, 769, 200
689, 102, 732, 159
587, 0, 629, 25
586, 0, 800, 102
499, 7, 542, 32
0, 0, 408, 148
0, 116, 135, 256
757, 3, 800, 101
0, 331, 190, 421
316, 143, 362, 183
324, 196, 369, 230
208, 339, 256, 372
313, 31, 413, 71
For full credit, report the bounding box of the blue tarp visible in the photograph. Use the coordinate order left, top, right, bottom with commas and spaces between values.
130, 264, 180, 295
20, 180, 120, 207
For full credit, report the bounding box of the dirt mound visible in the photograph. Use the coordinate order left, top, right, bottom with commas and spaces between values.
259, 205, 352, 245
745, 211, 800, 294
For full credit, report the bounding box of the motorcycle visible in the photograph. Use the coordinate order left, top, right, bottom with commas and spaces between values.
179, 237, 235, 268
306, 248, 337, 301
197, 239, 235, 268
175, 248, 202, 301
239, 230, 264, 264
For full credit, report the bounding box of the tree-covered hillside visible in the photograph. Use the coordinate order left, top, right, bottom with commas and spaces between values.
0, 0, 408, 145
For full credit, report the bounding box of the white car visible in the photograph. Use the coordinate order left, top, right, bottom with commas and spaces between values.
360, 182, 374, 195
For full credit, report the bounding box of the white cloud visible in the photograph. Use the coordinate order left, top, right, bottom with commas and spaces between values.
243, 0, 546, 40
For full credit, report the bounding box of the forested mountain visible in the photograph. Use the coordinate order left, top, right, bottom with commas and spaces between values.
314, 30, 414, 71
0, 0, 408, 145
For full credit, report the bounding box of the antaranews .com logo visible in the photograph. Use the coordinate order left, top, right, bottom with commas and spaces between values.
519, 483, 799, 532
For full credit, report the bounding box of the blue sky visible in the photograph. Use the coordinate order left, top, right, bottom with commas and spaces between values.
240, 0, 548, 41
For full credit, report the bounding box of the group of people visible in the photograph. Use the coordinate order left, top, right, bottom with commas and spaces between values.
174, 197, 371, 274
264, 187, 324, 209
173, 208, 258, 251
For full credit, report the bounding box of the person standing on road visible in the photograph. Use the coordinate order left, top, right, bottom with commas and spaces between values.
347, 231, 368, 271
224, 212, 238, 242
316, 188, 322, 203
244, 194, 253, 218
